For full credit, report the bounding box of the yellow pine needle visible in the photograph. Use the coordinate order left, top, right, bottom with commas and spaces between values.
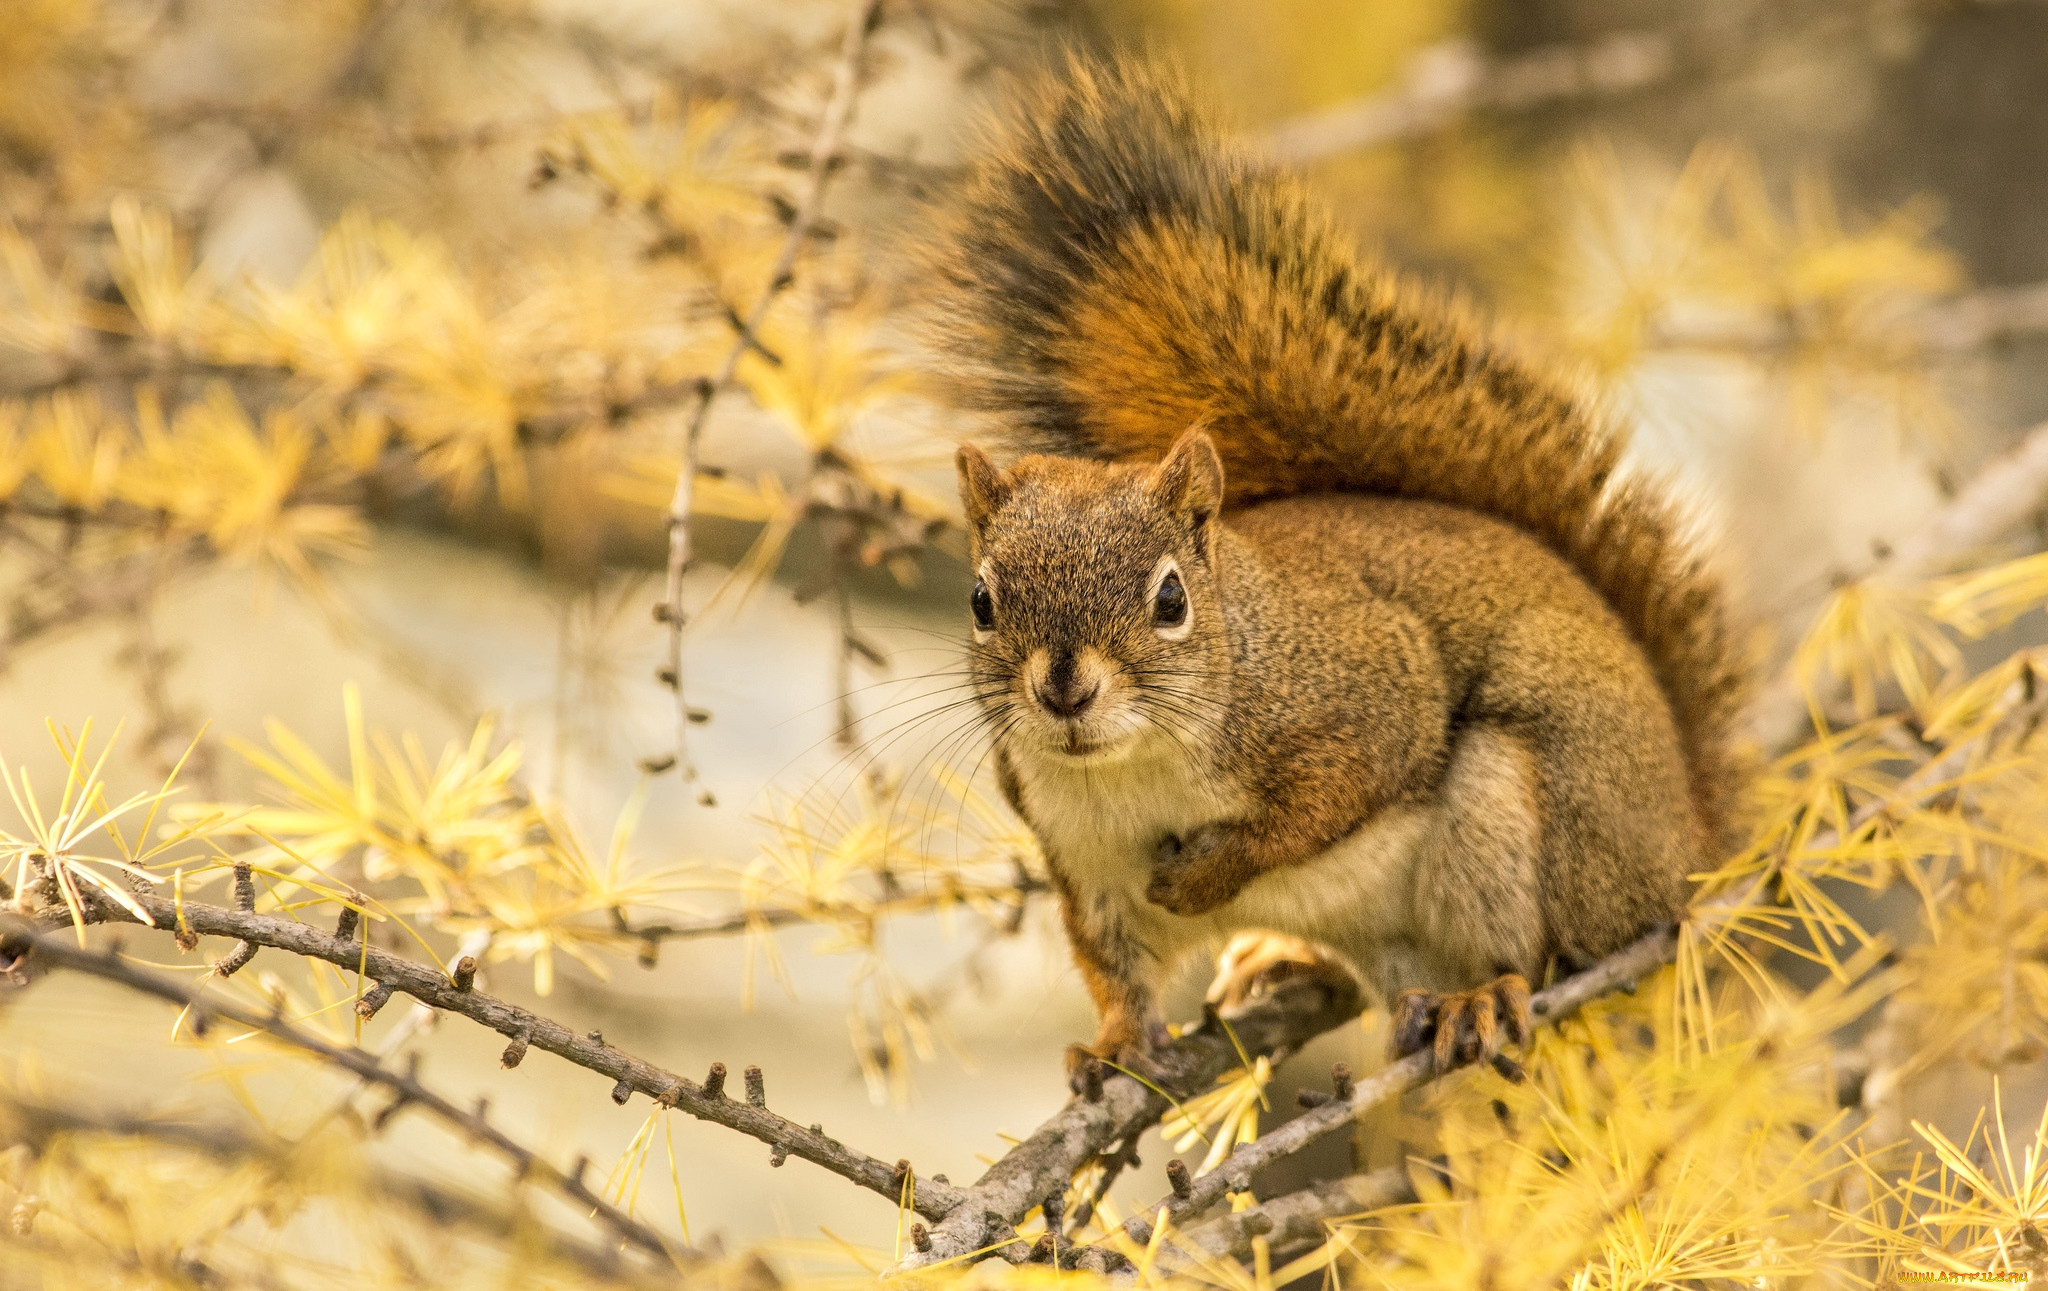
1, 720, 173, 940
895, 1161, 915, 1261
1138, 1206, 1171, 1284
1214, 1013, 1269, 1111
1162, 1058, 1269, 1175
1898, 1082, 2048, 1269
125, 384, 367, 585
0, 219, 87, 354
662, 1111, 691, 1247
1560, 139, 1959, 446
1921, 650, 2048, 741
25, 391, 120, 508
106, 195, 210, 340
737, 295, 909, 455
1932, 552, 2048, 637
1796, 579, 1958, 722
601, 1104, 663, 1219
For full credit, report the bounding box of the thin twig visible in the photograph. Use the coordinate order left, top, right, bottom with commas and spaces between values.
652, 0, 884, 781
1648, 280, 2048, 361
1262, 7, 1955, 168
115, 553, 216, 795
0, 534, 210, 668
618, 875, 1049, 946
1894, 279, 2048, 353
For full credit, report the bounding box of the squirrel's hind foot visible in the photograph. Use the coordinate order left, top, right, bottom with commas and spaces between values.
1390, 974, 1531, 1078
1065, 1016, 1176, 1096
1205, 930, 1356, 1013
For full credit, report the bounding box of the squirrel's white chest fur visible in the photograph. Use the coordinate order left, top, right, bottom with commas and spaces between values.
1009, 734, 1432, 997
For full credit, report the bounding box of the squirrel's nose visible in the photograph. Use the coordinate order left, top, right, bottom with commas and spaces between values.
1036, 678, 1099, 719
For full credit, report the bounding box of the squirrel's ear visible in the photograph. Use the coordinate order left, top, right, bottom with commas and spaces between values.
956, 443, 1012, 538
1150, 426, 1224, 549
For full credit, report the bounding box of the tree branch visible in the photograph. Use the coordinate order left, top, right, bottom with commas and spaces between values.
0, 1089, 670, 1289
0, 915, 693, 1270
0, 532, 211, 673
1150, 1164, 1414, 1273
1916, 278, 2048, 352
617, 874, 1049, 947
16, 888, 972, 1221
1262, 8, 1966, 169
1748, 417, 2048, 748
888, 970, 1363, 1271
17, 654, 2031, 1283
651, 0, 884, 782
1641, 279, 2048, 363
1077, 924, 1683, 1258
1263, 31, 1673, 165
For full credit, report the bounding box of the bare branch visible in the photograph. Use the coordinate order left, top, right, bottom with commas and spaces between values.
1150, 1165, 1414, 1273
0, 532, 210, 669
1264, 32, 1673, 165
0, 1089, 670, 1288
1, 915, 693, 1269
20, 888, 972, 1221
617, 874, 1049, 946
512, 377, 709, 446
1912, 279, 2048, 352
9, 653, 2036, 1283
652, 0, 885, 783
115, 567, 215, 794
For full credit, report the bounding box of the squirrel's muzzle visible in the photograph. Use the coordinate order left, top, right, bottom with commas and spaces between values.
1034, 650, 1101, 719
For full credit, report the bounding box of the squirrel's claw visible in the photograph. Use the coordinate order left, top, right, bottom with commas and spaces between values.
1205, 930, 1356, 1012
1065, 1017, 1174, 1095
1390, 974, 1531, 1076
1073, 1032, 1171, 1090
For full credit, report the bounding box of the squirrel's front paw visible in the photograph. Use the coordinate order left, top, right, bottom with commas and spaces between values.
1145, 830, 1238, 916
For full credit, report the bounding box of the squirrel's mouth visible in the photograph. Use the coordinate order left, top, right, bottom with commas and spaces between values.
1020, 722, 1139, 765
1053, 720, 1141, 760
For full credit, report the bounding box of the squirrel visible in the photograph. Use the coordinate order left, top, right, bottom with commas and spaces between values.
921, 56, 1747, 1084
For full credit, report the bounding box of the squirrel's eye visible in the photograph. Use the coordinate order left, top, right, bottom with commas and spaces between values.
1153, 571, 1188, 628
971, 579, 995, 631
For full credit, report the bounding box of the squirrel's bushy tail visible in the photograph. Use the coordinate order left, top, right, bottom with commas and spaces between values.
923, 55, 1747, 841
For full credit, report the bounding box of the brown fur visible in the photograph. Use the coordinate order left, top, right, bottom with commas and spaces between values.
927, 57, 1747, 1075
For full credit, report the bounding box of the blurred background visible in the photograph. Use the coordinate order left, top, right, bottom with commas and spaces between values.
4, 0, 2048, 1271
